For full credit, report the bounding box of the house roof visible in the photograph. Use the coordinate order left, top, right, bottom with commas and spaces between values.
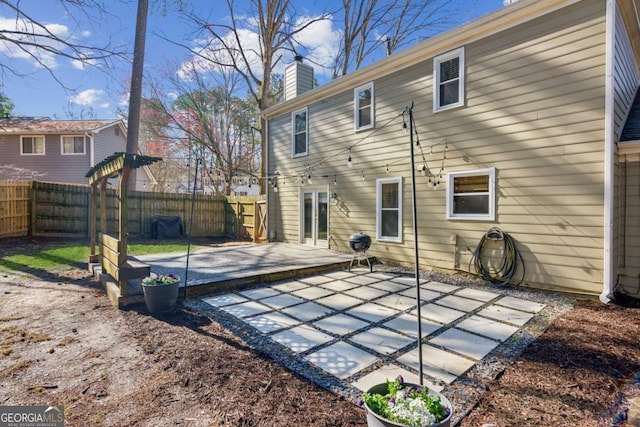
262, 0, 583, 119
0, 116, 124, 134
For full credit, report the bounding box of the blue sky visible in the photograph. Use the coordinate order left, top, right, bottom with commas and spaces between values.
0, 0, 508, 120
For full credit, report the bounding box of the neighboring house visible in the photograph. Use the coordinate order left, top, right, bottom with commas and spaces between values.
263, 0, 640, 301
0, 116, 156, 191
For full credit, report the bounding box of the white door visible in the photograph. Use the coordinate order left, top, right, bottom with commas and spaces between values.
301, 188, 328, 247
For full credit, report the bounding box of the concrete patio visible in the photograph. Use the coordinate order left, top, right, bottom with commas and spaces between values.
135, 243, 572, 423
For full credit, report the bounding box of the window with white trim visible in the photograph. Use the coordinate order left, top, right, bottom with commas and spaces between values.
20, 135, 45, 155
434, 47, 465, 111
446, 168, 495, 220
376, 177, 402, 242
354, 82, 374, 130
292, 108, 308, 157
61, 135, 86, 155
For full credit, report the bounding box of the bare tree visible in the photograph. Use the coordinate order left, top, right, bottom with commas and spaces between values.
170, 0, 331, 192
331, 0, 456, 78
144, 64, 260, 195
0, 0, 126, 88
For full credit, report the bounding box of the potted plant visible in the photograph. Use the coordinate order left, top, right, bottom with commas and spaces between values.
141, 273, 180, 313
359, 376, 453, 427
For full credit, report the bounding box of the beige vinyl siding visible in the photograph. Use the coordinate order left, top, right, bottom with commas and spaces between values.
267, 0, 607, 295
617, 160, 640, 295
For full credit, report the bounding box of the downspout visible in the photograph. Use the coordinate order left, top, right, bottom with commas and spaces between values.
601, 0, 615, 303
87, 132, 94, 167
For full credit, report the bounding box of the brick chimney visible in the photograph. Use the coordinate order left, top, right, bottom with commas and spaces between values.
284, 55, 314, 101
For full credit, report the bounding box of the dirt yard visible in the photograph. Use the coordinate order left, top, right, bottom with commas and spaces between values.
1, 240, 640, 426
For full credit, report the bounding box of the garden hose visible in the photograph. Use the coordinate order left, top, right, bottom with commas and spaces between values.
470, 227, 525, 286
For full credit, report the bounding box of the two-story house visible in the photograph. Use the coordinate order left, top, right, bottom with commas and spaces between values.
263, 0, 640, 301
0, 116, 156, 190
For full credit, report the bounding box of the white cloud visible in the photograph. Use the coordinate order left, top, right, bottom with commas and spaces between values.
68, 89, 104, 106
100, 103, 110, 109
0, 16, 73, 69
176, 14, 340, 83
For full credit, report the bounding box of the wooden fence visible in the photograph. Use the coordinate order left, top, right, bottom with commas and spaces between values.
0, 180, 264, 240
0, 180, 31, 238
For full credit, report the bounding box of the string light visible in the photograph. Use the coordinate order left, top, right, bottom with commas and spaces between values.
386, 164, 389, 174
361, 171, 365, 181
347, 147, 353, 168
334, 175, 337, 186
308, 173, 312, 184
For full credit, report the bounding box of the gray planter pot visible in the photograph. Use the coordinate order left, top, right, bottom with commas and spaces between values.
141, 281, 179, 313
364, 383, 453, 427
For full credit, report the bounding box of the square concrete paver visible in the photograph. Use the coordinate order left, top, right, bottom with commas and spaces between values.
320, 281, 360, 292
323, 271, 356, 280
391, 276, 425, 286
397, 344, 474, 384
345, 302, 400, 323
316, 293, 363, 310
496, 296, 546, 313
282, 301, 333, 322
429, 328, 499, 360
422, 281, 461, 293
300, 275, 335, 285
478, 304, 535, 326
415, 304, 466, 324
271, 324, 334, 354
367, 272, 399, 281
454, 288, 500, 302
351, 364, 443, 393
384, 313, 442, 338
238, 287, 281, 300
436, 295, 485, 312
272, 281, 308, 293
349, 327, 415, 355
457, 315, 520, 342
344, 275, 383, 286
344, 286, 389, 300
399, 287, 442, 302
260, 293, 307, 309
291, 286, 334, 300
202, 293, 248, 307
375, 294, 417, 311
219, 300, 272, 318
370, 281, 411, 293
244, 312, 300, 333
313, 313, 370, 336
304, 341, 378, 379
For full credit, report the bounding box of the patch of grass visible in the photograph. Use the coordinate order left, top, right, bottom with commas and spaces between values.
1, 360, 30, 376
57, 336, 76, 346
0, 316, 24, 322
0, 240, 201, 272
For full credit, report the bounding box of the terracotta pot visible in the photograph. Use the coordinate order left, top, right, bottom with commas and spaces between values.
141, 281, 179, 313
364, 382, 453, 427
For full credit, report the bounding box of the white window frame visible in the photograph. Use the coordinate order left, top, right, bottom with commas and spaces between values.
354, 82, 374, 131
291, 107, 308, 157
20, 135, 45, 155
376, 176, 403, 242
446, 167, 495, 221
61, 135, 86, 155
433, 47, 465, 112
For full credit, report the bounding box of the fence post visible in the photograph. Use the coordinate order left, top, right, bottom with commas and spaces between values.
30, 181, 37, 236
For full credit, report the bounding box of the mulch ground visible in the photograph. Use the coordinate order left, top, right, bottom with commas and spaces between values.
460, 297, 640, 427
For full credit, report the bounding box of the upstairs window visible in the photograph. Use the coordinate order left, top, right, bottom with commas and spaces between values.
292, 108, 308, 157
434, 47, 465, 111
20, 135, 45, 155
61, 136, 86, 155
377, 177, 403, 242
446, 167, 495, 220
354, 82, 374, 130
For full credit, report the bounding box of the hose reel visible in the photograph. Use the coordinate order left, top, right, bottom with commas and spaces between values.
470, 227, 525, 286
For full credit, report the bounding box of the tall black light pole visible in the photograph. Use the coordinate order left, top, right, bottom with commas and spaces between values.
407, 102, 424, 385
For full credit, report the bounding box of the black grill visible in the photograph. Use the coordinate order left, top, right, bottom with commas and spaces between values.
348, 232, 372, 272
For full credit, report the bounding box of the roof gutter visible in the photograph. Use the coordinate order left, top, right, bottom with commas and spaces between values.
601, 0, 616, 303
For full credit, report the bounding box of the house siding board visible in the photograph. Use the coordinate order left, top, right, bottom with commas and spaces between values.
93, 125, 126, 166
266, 0, 608, 295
